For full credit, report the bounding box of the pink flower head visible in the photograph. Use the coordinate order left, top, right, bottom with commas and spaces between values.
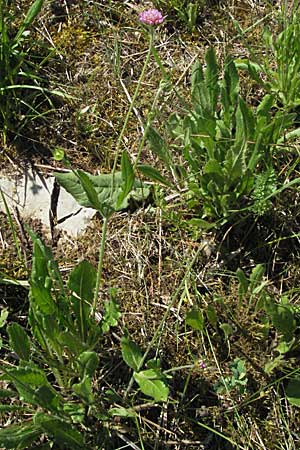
139, 9, 164, 26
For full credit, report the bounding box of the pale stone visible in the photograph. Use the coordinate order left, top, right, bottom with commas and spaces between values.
0, 168, 95, 236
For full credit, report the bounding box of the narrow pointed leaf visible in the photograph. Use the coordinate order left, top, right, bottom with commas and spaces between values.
7, 322, 31, 361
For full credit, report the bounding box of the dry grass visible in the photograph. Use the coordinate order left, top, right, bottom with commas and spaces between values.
1, 1, 300, 449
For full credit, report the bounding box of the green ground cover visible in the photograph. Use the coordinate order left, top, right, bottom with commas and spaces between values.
1, 0, 300, 449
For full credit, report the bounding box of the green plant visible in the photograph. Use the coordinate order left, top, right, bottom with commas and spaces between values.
214, 358, 248, 395
235, 8, 300, 110
0, 231, 121, 449
141, 47, 293, 228
153, 0, 205, 32
0, 0, 68, 142
235, 264, 300, 376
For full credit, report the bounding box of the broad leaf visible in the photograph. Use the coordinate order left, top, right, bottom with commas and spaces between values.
286, 379, 300, 407
121, 336, 143, 372
0, 308, 8, 327
68, 260, 96, 303
186, 307, 204, 331
77, 351, 99, 378
134, 368, 169, 402
146, 127, 173, 168
72, 375, 93, 404
55, 170, 149, 217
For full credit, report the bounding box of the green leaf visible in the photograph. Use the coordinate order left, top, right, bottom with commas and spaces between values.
0, 308, 8, 327
55, 170, 150, 217
286, 379, 300, 407
15, 0, 44, 44
249, 264, 265, 292
77, 351, 99, 378
109, 407, 136, 418
206, 304, 218, 327
0, 388, 16, 398
220, 323, 233, 339
137, 164, 175, 188
75, 169, 103, 212
186, 307, 204, 331
34, 413, 85, 449
121, 336, 143, 372
116, 151, 135, 209
134, 369, 169, 402
7, 322, 31, 361
187, 218, 216, 230
146, 127, 173, 168
73, 375, 93, 404
68, 260, 96, 304
0, 422, 42, 449
101, 298, 121, 333
236, 268, 249, 300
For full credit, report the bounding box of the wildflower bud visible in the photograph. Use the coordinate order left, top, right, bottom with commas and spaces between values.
139, 9, 164, 26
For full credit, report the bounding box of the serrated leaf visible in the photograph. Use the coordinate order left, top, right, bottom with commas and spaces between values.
7, 322, 31, 361
121, 336, 143, 372
186, 307, 204, 331
134, 369, 169, 402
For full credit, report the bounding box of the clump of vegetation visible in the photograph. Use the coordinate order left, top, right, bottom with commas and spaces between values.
1, 1, 300, 449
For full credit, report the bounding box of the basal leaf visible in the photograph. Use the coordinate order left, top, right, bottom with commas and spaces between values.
68, 260, 96, 304
0, 422, 42, 449
7, 322, 31, 361
186, 307, 204, 331
146, 127, 172, 168
34, 413, 85, 449
101, 299, 121, 333
134, 368, 169, 402
54, 170, 150, 216
0, 308, 8, 328
75, 169, 103, 212
121, 336, 143, 372
77, 351, 99, 378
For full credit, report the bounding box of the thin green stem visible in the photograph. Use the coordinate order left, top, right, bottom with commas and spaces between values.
93, 216, 109, 316
124, 246, 202, 399
112, 30, 154, 173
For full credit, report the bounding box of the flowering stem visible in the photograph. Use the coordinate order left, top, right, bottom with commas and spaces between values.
93, 215, 109, 317
112, 30, 154, 173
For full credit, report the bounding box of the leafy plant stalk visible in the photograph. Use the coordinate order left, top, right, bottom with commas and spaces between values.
93, 216, 109, 316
